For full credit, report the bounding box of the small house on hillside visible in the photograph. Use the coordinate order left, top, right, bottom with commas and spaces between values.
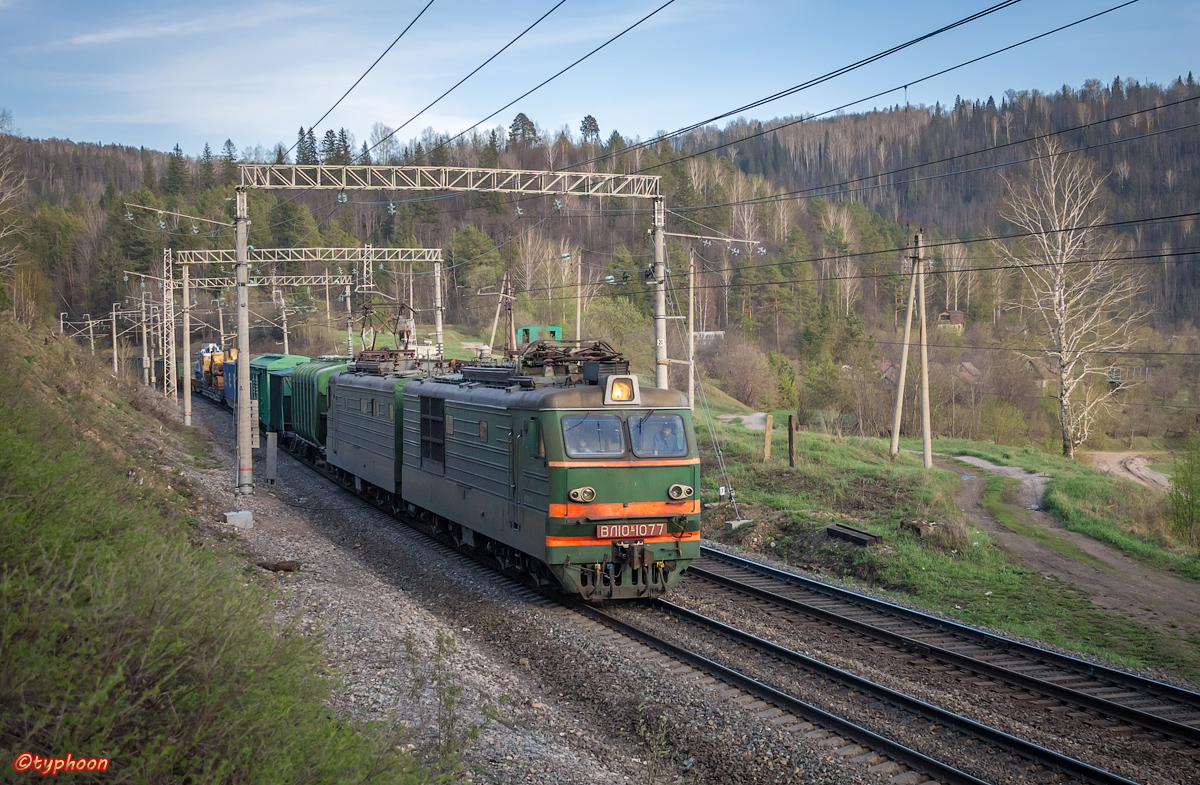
875, 358, 898, 383
1026, 358, 1058, 390
936, 310, 965, 332
956, 361, 982, 385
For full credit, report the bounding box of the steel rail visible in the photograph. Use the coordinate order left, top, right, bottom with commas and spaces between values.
687, 560, 1200, 745
647, 599, 1143, 785
574, 602, 993, 785
699, 547, 1200, 711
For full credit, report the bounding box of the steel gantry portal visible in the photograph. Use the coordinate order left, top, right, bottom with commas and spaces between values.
229, 164, 664, 512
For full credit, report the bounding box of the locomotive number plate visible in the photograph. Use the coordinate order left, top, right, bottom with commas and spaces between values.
596, 523, 666, 539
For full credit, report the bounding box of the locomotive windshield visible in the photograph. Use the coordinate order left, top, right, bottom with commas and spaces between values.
562, 414, 626, 457
631, 413, 687, 458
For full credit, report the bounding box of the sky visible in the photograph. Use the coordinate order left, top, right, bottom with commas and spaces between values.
0, 0, 1195, 158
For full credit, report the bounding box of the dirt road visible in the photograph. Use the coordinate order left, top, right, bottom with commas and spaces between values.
947, 455, 1200, 666
1085, 451, 1171, 489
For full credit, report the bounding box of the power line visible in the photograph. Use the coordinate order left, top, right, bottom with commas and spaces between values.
284, 0, 436, 160
630, 0, 1144, 177
366, 0, 570, 159
556, 0, 1035, 173
424, 0, 678, 161
459, 211, 1200, 300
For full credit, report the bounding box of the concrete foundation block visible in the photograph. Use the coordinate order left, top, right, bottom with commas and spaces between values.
225, 510, 254, 529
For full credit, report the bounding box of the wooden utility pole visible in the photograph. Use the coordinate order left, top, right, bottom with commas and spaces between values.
889, 242, 917, 456
889, 231, 932, 468
917, 233, 933, 469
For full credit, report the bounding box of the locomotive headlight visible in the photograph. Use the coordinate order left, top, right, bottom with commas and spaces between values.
668, 483, 694, 500
603, 375, 640, 405
569, 486, 597, 503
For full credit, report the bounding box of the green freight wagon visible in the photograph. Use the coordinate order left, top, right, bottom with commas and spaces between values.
249, 354, 310, 431
290, 357, 350, 453
267, 369, 293, 434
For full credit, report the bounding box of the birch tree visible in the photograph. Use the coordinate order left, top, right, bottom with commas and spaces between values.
0, 115, 26, 284
994, 139, 1146, 459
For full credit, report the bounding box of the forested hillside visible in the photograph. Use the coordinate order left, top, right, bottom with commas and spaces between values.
2, 72, 1198, 455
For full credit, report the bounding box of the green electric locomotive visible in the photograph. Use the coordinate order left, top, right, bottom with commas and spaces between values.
321, 341, 701, 600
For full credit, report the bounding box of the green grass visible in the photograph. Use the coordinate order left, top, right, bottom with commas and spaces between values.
896, 435, 1199, 582
979, 476, 1107, 569
702, 415, 1200, 678
0, 318, 433, 784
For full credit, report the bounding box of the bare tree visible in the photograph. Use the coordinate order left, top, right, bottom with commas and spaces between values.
0, 117, 27, 284
994, 139, 1147, 459
941, 242, 971, 312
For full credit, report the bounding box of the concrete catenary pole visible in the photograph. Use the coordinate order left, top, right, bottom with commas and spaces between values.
345, 284, 353, 358
688, 249, 696, 412
916, 231, 933, 469
488, 271, 506, 356
279, 293, 289, 355
234, 188, 254, 503
653, 197, 668, 390
111, 303, 119, 377
87, 315, 95, 356
182, 262, 192, 427
889, 242, 918, 457
140, 293, 150, 386
573, 252, 581, 341
433, 261, 444, 359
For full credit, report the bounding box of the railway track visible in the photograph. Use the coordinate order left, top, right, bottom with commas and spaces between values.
296, 486, 1163, 781
687, 547, 1200, 747
589, 599, 1146, 785
209, 397, 1192, 782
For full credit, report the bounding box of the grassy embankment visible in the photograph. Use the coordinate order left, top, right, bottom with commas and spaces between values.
0, 317, 439, 783
902, 437, 1196, 582
695, 401, 1199, 678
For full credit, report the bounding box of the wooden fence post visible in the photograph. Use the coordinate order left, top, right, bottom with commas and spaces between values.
788, 415, 798, 467
763, 414, 773, 462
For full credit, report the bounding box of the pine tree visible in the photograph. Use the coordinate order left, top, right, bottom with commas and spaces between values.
508, 113, 537, 149
580, 115, 600, 145
220, 139, 238, 186
141, 156, 159, 196
359, 142, 371, 164
474, 131, 503, 215
305, 128, 317, 162
295, 127, 313, 164
320, 129, 339, 163
162, 143, 188, 196
336, 128, 352, 165
198, 143, 215, 188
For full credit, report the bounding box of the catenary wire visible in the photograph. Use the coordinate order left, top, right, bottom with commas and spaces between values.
365, 0, 570, 159
284, 0, 437, 160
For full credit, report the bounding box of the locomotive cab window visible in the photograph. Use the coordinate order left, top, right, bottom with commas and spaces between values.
631, 413, 688, 458
562, 414, 625, 458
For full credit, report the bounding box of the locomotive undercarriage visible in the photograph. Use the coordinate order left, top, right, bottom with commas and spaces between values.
273, 433, 680, 601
